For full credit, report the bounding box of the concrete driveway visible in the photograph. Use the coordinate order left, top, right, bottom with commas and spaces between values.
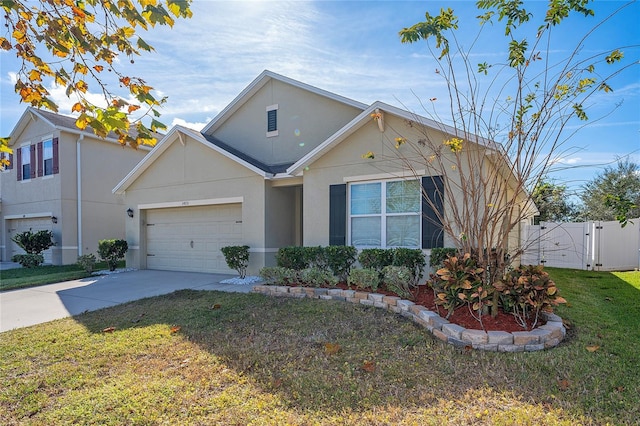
0, 270, 256, 333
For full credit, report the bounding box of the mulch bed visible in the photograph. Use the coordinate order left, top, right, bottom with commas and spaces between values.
318, 282, 540, 332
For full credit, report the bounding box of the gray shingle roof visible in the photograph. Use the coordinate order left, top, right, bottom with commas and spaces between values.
33, 108, 163, 141
200, 133, 292, 174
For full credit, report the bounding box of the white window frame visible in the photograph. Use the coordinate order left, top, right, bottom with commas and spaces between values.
266, 104, 278, 137
348, 179, 421, 249
41, 138, 54, 177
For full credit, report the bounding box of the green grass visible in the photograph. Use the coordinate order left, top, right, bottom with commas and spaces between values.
0, 261, 124, 291
0, 268, 638, 425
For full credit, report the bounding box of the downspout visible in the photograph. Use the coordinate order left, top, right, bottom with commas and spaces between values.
76, 134, 84, 256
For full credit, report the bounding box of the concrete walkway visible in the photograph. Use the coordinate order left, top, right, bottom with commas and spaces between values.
0, 269, 256, 333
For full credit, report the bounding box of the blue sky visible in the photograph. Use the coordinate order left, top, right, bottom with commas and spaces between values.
1, 0, 638, 193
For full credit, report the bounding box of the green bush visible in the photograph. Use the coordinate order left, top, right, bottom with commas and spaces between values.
221, 245, 250, 278
392, 248, 426, 284
77, 254, 97, 274
429, 247, 458, 269
98, 239, 128, 272
358, 248, 426, 285
383, 265, 415, 300
324, 245, 357, 281
276, 246, 310, 270
11, 229, 55, 255
358, 248, 394, 273
300, 267, 338, 287
11, 253, 45, 268
347, 268, 380, 291
276, 246, 356, 280
259, 266, 297, 285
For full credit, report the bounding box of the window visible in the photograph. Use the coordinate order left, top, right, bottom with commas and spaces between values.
0, 151, 12, 171
41, 139, 53, 176
21, 145, 31, 180
266, 104, 278, 137
349, 179, 421, 248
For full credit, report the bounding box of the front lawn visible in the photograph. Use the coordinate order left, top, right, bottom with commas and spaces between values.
0, 268, 638, 425
0, 261, 124, 291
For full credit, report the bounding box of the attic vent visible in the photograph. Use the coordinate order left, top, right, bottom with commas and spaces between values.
267, 109, 277, 132
266, 104, 278, 137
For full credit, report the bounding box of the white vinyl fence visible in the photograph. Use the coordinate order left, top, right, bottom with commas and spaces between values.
521, 218, 640, 271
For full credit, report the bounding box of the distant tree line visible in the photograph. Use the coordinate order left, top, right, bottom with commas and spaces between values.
533, 159, 640, 224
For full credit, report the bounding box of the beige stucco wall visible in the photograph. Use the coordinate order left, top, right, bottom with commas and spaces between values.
1, 116, 147, 264
301, 112, 528, 260
210, 79, 363, 165
122, 134, 270, 274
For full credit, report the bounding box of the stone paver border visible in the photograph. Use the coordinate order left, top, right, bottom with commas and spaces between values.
252, 285, 566, 352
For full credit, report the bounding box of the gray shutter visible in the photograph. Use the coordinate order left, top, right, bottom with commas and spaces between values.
52, 137, 59, 174
329, 184, 347, 246
16, 148, 22, 180
29, 144, 36, 179
422, 176, 444, 249
37, 142, 43, 177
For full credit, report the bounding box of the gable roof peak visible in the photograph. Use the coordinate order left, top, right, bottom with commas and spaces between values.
201, 70, 368, 135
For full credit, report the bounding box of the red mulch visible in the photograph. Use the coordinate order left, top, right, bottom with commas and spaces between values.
327, 282, 539, 332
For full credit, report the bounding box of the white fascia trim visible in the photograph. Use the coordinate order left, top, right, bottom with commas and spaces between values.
138, 196, 244, 210
113, 126, 268, 194
4, 212, 53, 220
201, 70, 367, 134
343, 170, 427, 183
287, 101, 499, 176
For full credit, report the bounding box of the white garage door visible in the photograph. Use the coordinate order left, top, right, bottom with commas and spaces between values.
8, 217, 54, 264
145, 204, 243, 273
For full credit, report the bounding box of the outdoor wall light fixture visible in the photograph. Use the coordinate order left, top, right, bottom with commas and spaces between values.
51, 216, 58, 224
126, 208, 134, 218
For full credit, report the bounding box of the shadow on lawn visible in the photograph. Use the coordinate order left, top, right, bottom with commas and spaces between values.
66, 284, 638, 424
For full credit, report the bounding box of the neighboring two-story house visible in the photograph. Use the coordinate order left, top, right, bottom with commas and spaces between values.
0, 108, 149, 265
114, 70, 536, 275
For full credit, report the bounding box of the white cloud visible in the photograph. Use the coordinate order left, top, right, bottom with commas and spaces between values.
171, 117, 208, 131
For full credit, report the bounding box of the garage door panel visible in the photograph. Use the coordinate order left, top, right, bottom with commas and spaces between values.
145, 204, 242, 273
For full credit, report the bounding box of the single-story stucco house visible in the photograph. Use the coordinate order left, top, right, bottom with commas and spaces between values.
113, 70, 533, 275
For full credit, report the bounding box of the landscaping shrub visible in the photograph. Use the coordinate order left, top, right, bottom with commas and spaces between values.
347, 268, 380, 291
276, 246, 310, 270
259, 266, 297, 285
392, 248, 426, 285
11, 229, 55, 267
221, 245, 250, 279
382, 265, 414, 300
324, 245, 357, 281
429, 247, 458, 269
11, 253, 45, 268
11, 229, 55, 254
300, 267, 338, 287
276, 246, 356, 281
98, 239, 128, 272
494, 264, 567, 328
429, 253, 486, 318
77, 254, 97, 274
358, 248, 394, 273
